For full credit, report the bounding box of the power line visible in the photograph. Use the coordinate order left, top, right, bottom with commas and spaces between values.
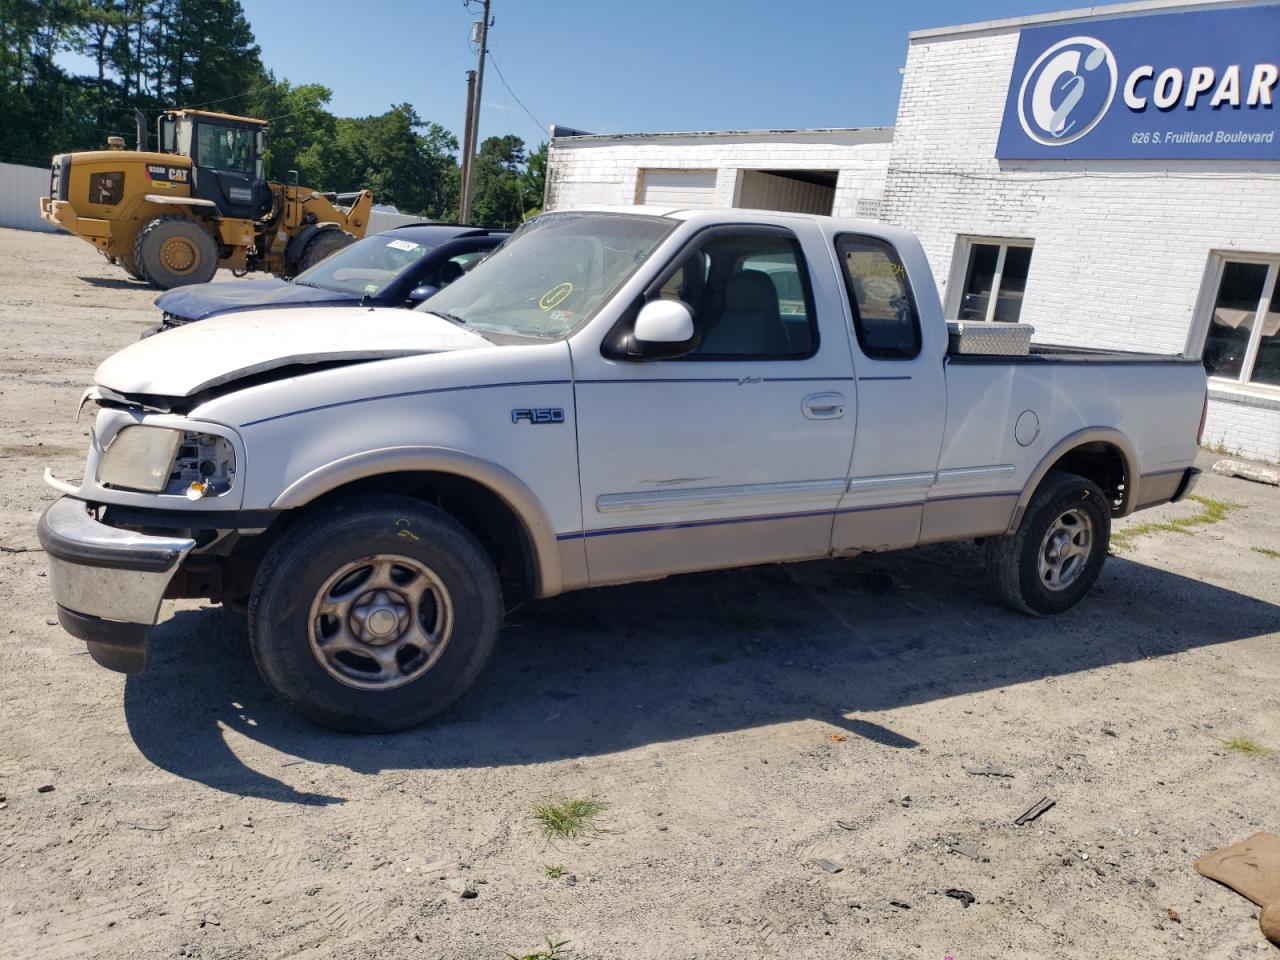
486, 50, 545, 138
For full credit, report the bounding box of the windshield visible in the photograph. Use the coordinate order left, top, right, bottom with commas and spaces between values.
194, 122, 256, 176
295, 233, 440, 297
415, 212, 674, 339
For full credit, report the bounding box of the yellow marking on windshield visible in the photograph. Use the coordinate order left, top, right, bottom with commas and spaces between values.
539, 282, 573, 311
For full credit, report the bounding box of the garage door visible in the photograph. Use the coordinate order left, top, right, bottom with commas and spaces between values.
637, 169, 718, 207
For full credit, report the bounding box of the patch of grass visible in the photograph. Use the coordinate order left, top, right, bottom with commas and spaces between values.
1220, 734, 1271, 756
506, 938, 571, 960
532, 797, 607, 841
1110, 495, 1239, 552
1252, 546, 1280, 560
542, 863, 565, 878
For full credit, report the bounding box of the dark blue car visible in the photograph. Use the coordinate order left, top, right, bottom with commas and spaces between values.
153, 224, 509, 330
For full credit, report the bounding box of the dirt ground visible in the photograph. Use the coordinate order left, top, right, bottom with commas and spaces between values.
1, 226, 1279, 960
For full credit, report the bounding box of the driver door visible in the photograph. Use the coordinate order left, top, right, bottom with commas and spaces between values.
570, 223, 858, 585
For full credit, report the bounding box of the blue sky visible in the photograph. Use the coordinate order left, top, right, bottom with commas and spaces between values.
117, 1, 1136, 147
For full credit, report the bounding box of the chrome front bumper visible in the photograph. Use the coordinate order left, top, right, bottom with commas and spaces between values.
37, 497, 195, 673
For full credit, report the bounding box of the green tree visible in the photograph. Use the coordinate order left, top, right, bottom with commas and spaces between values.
469, 134, 526, 228
519, 140, 547, 218
328, 103, 458, 217
246, 75, 335, 183
0, 0, 471, 217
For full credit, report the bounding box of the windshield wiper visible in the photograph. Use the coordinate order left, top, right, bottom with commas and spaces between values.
427, 310, 469, 327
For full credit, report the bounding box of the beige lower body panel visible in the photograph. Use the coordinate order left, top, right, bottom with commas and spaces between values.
555, 537, 590, 593
1133, 470, 1184, 511
581, 511, 833, 587
918, 493, 1020, 545
570, 492, 1026, 588
831, 502, 922, 554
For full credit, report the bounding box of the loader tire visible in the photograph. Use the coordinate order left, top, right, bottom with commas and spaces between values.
134, 216, 219, 289
118, 252, 147, 282
294, 228, 355, 274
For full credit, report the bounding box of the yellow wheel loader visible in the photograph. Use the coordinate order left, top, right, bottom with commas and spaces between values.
40, 109, 374, 289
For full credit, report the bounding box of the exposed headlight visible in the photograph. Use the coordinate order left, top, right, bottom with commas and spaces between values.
97, 426, 182, 492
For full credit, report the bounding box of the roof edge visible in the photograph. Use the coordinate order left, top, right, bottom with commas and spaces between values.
909, 0, 1275, 41
549, 126, 894, 145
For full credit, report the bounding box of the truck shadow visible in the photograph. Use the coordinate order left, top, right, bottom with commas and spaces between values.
122, 541, 1280, 804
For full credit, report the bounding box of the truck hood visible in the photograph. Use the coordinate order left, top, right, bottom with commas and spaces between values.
155, 278, 351, 322
95, 306, 490, 398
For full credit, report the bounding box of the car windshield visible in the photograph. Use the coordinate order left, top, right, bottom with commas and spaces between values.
414, 212, 674, 339
294, 233, 440, 297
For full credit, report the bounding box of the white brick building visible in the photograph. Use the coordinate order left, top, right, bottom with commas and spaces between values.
544, 127, 894, 221
886, 0, 1280, 463
545, 0, 1280, 462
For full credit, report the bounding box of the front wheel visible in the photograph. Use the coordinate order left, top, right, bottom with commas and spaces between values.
293, 228, 355, 274
985, 471, 1110, 615
248, 496, 503, 732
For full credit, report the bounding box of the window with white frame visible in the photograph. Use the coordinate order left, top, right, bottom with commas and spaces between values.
1201, 255, 1280, 389
954, 238, 1034, 324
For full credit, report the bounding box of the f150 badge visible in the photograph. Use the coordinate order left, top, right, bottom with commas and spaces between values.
511, 408, 565, 425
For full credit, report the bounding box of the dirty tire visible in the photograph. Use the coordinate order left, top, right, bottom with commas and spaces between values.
118, 251, 148, 282
248, 496, 502, 733
986, 470, 1110, 616
133, 215, 219, 289
294, 228, 355, 273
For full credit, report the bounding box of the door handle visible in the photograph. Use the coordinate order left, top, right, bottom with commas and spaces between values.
802, 392, 846, 420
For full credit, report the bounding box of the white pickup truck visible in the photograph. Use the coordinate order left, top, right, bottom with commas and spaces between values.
39, 207, 1207, 732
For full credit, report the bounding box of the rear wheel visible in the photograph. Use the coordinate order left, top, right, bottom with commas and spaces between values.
293, 228, 355, 274
248, 496, 503, 733
986, 471, 1110, 615
134, 215, 219, 289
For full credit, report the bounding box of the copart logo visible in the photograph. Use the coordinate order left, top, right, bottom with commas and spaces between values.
1017, 36, 1117, 145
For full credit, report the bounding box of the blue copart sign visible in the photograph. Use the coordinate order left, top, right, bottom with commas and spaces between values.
996, 3, 1280, 159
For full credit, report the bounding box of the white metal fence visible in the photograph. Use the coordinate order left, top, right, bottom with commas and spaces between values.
0, 161, 58, 233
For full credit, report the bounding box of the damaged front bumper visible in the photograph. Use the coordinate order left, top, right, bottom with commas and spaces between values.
37, 496, 195, 673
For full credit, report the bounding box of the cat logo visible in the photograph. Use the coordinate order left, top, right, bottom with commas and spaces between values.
144, 164, 190, 184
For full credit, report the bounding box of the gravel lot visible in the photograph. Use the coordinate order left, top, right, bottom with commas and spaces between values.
2, 226, 1279, 960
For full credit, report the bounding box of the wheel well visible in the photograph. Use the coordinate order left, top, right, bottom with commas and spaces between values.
1044, 442, 1129, 514
226, 471, 539, 608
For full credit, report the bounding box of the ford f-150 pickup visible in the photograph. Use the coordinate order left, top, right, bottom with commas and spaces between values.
38, 207, 1208, 732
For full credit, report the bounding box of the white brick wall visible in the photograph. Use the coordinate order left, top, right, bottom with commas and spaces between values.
883, 20, 1280, 463
544, 130, 893, 219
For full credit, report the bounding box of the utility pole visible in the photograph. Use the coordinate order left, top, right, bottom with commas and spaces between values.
459, 69, 477, 222
459, 0, 491, 224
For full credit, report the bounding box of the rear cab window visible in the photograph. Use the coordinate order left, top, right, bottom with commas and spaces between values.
835, 234, 921, 360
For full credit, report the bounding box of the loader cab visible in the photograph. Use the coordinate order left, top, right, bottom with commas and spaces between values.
159, 110, 272, 221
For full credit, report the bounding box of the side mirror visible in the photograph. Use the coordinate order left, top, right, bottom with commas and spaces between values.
628, 299, 699, 360
408, 284, 439, 303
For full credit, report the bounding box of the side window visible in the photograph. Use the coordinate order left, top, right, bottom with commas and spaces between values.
836, 234, 921, 361
955, 238, 1034, 323
661, 232, 816, 360
436, 250, 487, 287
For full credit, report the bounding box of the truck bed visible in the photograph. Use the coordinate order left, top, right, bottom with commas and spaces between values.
947, 343, 1204, 366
